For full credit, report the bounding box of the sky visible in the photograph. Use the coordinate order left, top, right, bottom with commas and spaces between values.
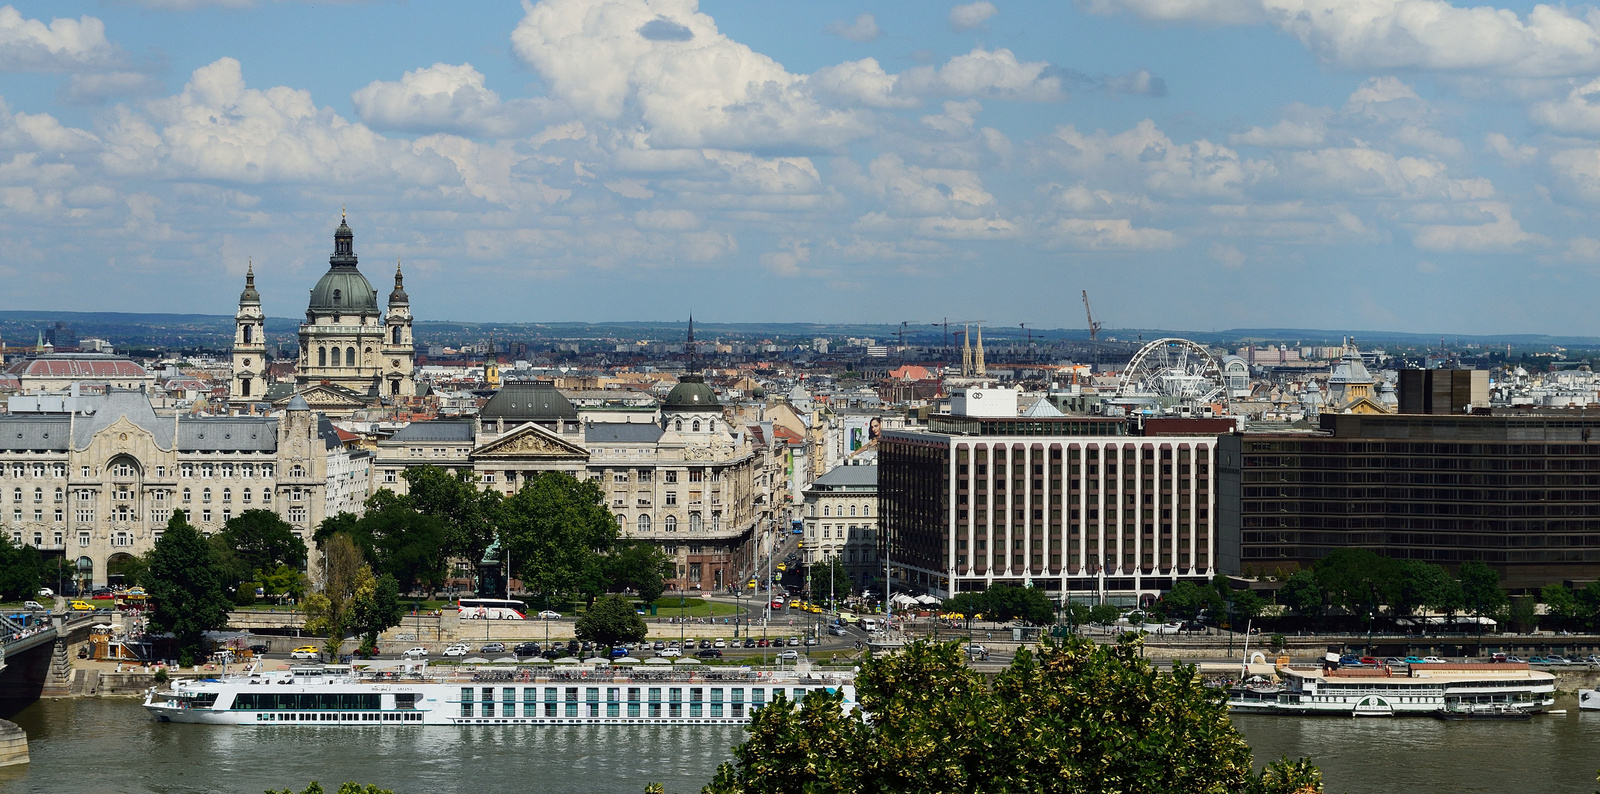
3, 0, 1600, 335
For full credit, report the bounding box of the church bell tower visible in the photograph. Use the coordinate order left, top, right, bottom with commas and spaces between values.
230, 262, 266, 410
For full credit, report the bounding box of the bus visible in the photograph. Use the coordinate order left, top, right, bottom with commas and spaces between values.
457, 598, 528, 620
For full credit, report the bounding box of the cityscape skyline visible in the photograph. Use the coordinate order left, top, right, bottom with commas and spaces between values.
0, 1, 1599, 332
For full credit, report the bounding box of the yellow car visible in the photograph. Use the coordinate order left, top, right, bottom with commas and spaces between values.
807, 605, 823, 614
776, 563, 786, 572
69, 600, 93, 612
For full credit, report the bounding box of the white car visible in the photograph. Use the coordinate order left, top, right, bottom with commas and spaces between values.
658, 648, 682, 658
713, 639, 726, 648
402, 647, 429, 659
537, 610, 561, 619
442, 643, 470, 657
23, 600, 45, 611
37, 588, 53, 598
777, 650, 799, 661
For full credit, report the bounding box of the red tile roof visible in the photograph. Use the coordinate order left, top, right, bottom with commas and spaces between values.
7, 357, 149, 378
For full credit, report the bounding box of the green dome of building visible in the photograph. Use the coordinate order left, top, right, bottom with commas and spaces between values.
307, 218, 378, 316
663, 374, 719, 410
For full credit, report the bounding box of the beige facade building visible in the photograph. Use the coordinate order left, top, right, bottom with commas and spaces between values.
0, 391, 347, 591
800, 462, 880, 592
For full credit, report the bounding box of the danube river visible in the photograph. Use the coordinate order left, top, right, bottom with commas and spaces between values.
3, 697, 1598, 793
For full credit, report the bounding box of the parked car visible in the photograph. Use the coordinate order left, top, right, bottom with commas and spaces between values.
696, 649, 723, 659
757, 638, 770, 647
22, 600, 45, 611
248, 643, 269, 655
542, 647, 566, 660
1421, 656, 1445, 664
290, 645, 320, 660
442, 643, 470, 657
37, 588, 53, 598
743, 638, 757, 648
804, 636, 818, 646
537, 610, 561, 619
777, 650, 799, 661
1359, 656, 1378, 666
609, 646, 631, 658
1403, 656, 1426, 665
481, 642, 506, 654
1384, 657, 1406, 666
1339, 655, 1362, 667
713, 638, 726, 649
787, 637, 801, 647
1529, 656, 1549, 664
402, 647, 428, 659
514, 642, 541, 657
652, 641, 666, 650
658, 648, 682, 658
697, 639, 712, 649
828, 625, 848, 637
1505, 655, 1526, 663
1545, 655, 1572, 665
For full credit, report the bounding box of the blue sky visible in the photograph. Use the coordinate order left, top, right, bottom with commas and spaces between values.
1, 0, 1598, 335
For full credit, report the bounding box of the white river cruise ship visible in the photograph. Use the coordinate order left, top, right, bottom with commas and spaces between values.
1227, 662, 1555, 717
144, 662, 857, 726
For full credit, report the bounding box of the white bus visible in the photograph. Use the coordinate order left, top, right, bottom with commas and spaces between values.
457, 598, 528, 620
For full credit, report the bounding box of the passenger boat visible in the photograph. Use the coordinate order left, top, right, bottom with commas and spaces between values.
143, 662, 856, 727
1227, 663, 1555, 717
1432, 703, 1533, 721
1580, 689, 1599, 711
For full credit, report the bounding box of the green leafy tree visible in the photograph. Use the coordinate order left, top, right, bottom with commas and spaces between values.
348, 569, 404, 651
982, 584, 1057, 625
1162, 580, 1220, 620
1230, 588, 1266, 623
222, 509, 307, 575
355, 501, 450, 593
808, 555, 851, 604
1457, 560, 1507, 620
574, 593, 649, 647
1276, 570, 1324, 619
1062, 601, 1091, 630
313, 511, 361, 548
1087, 603, 1121, 626
304, 534, 367, 656
606, 541, 673, 603
702, 637, 1320, 794
1394, 560, 1462, 618
501, 471, 619, 603
942, 592, 985, 619
402, 465, 504, 565
145, 510, 232, 665
0, 535, 42, 601
1314, 548, 1398, 617
1542, 583, 1583, 628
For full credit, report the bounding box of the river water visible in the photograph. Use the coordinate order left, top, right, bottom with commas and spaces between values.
2, 697, 1597, 794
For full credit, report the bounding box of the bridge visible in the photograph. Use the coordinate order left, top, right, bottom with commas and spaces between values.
0, 611, 98, 719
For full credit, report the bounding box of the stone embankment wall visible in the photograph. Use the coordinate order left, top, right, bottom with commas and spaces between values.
0, 719, 27, 767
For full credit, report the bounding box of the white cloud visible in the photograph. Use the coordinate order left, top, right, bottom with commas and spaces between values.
1412, 202, 1543, 251
634, 208, 701, 230
0, 6, 122, 72
826, 13, 880, 42
1229, 119, 1324, 148
1530, 78, 1600, 134
511, 0, 869, 151
950, 2, 998, 30
1484, 132, 1537, 164
1088, 0, 1600, 77
1279, 147, 1491, 199
1051, 218, 1179, 249
760, 240, 810, 275
1347, 76, 1419, 105
1106, 69, 1167, 97
898, 48, 1065, 101
59, 72, 162, 105
1209, 242, 1246, 267
847, 153, 995, 218
352, 63, 545, 137
1034, 120, 1265, 199
809, 59, 919, 108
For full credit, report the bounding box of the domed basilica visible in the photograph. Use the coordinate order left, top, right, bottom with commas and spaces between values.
229, 215, 414, 413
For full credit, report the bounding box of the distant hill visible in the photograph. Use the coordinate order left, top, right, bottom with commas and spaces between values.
2, 310, 1597, 352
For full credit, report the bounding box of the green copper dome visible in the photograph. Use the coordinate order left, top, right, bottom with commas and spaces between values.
307, 218, 378, 316
663, 374, 719, 410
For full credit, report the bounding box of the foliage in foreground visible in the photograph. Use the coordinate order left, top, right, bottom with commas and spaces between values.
700, 636, 1322, 794
266, 783, 393, 794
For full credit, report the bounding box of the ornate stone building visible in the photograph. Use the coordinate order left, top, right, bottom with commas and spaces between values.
0, 391, 343, 592
229, 215, 414, 414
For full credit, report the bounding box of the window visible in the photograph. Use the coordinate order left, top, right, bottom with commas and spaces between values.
77, 490, 92, 502
613, 472, 629, 483
202, 509, 212, 523
674, 420, 682, 431
862, 504, 870, 516
202, 463, 214, 479
393, 326, 402, 344
346, 347, 356, 366
33, 487, 42, 503
638, 470, 653, 482
241, 463, 254, 478
288, 506, 307, 524
242, 489, 252, 504
182, 488, 192, 503
262, 464, 274, 478
221, 464, 234, 478
638, 515, 652, 532
689, 513, 703, 532
850, 505, 856, 517
823, 505, 830, 517
222, 488, 232, 503
202, 488, 212, 503
53, 509, 62, 522
290, 465, 305, 478
711, 512, 721, 533
383, 470, 397, 483
666, 492, 677, 506
319, 347, 327, 367
112, 462, 135, 478
77, 532, 89, 547
689, 469, 703, 483
262, 490, 272, 505
79, 465, 90, 478
692, 420, 701, 432
664, 515, 677, 532
665, 471, 678, 484
181, 463, 194, 478
10, 488, 18, 503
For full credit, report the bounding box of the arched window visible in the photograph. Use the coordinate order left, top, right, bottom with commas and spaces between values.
54, 488, 63, 503
664, 515, 677, 532
862, 504, 870, 516
346, 347, 356, 366
689, 512, 702, 532
243, 325, 253, 344
33, 487, 42, 503
810, 505, 816, 517
708, 420, 715, 431
823, 505, 830, 517
182, 488, 191, 503
850, 505, 857, 517
392, 326, 401, 344
318, 347, 327, 367
242, 488, 252, 504
332, 347, 341, 367
615, 515, 625, 533
692, 420, 701, 432
674, 420, 682, 431
638, 514, 652, 532
222, 488, 231, 504
11, 488, 20, 503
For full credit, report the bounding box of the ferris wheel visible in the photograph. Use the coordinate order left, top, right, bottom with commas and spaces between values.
1112, 338, 1229, 414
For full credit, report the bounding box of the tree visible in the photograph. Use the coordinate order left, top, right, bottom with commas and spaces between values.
305, 534, 368, 656
355, 502, 450, 593
809, 555, 851, 604
0, 535, 42, 601
1314, 548, 1397, 617
1542, 583, 1583, 628
1394, 560, 1461, 618
401, 465, 503, 565
1230, 588, 1266, 623
1162, 580, 1219, 620
574, 593, 648, 647
222, 509, 307, 575
1087, 603, 1121, 627
501, 471, 619, 603
1276, 570, 1324, 619
605, 541, 672, 603
702, 637, 1320, 794
942, 592, 986, 619
347, 569, 403, 651
982, 584, 1057, 625
1457, 560, 1507, 620
145, 510, 233, 665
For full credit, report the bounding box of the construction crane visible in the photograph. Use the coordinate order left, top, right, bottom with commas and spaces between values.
1082, 290, 1103, 342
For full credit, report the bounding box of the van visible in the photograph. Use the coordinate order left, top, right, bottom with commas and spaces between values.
859, 618, 879, 632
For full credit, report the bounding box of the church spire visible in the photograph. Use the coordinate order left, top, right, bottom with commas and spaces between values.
388, 259, 408, 305
974, 324, 986, 377
686, 314, 698, 373
239, 259, 260, 305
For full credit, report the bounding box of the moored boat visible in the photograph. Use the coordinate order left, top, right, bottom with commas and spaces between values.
1227, 663, 1554, 717
143, 662, 856, 727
